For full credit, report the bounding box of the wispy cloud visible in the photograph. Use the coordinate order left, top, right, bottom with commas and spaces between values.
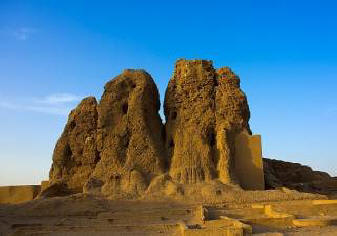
0, 27, 37, 40
0, 93, 82, 116
25, 105, 70, 116
13, 27, 37, 40
0, 101, 19, 110
34, 93, 81, 105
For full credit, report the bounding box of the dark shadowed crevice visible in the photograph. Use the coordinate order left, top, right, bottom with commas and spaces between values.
161, 127, 166, 142
94, 150, 101, 164
169, 138, 174, 148
64, 144, 72, 158
122, 103, 128, 114
121, 133, 130, 149
171, 111, 177, 120
209, 131, 216, 147
69, 120, 76, 129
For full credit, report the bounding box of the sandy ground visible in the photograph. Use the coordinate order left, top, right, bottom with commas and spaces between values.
0, 192, 336, 236
0, 195, 192, 235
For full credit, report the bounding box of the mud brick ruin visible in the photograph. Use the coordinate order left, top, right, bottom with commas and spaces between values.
3, 59, 334, 203
44, 59, 264, 199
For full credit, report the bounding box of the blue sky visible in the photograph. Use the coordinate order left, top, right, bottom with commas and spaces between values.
0, 0, 336, 185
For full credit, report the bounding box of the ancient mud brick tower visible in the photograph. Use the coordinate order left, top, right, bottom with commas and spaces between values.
164, 60, 253, 185
50, 70, 166, 197
90, 69, 166, 197
48, 59, 265, 197
164, 60, 218, 184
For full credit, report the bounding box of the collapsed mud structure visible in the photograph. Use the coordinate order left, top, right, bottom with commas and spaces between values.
40, 59, 337, 201
45, 59, 265, 199
48, 70, 166, 198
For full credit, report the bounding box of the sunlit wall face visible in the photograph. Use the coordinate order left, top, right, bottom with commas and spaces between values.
0, 0, 336, 185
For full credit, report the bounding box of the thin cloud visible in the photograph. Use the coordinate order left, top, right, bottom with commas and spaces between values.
0, 93, 82, 116
35, 93, 81, 105
0, 101, 19, 110
13, 27, 37, 40
25, 105, 70, 116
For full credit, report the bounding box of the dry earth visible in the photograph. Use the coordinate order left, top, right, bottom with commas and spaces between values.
1, 189, 337, 235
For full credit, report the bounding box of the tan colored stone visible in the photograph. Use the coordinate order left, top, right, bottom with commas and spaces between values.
0, 185, 40, 204
234, 132, 265, 190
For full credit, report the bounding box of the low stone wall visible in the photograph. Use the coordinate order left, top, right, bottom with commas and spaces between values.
0, 185, 41, 204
